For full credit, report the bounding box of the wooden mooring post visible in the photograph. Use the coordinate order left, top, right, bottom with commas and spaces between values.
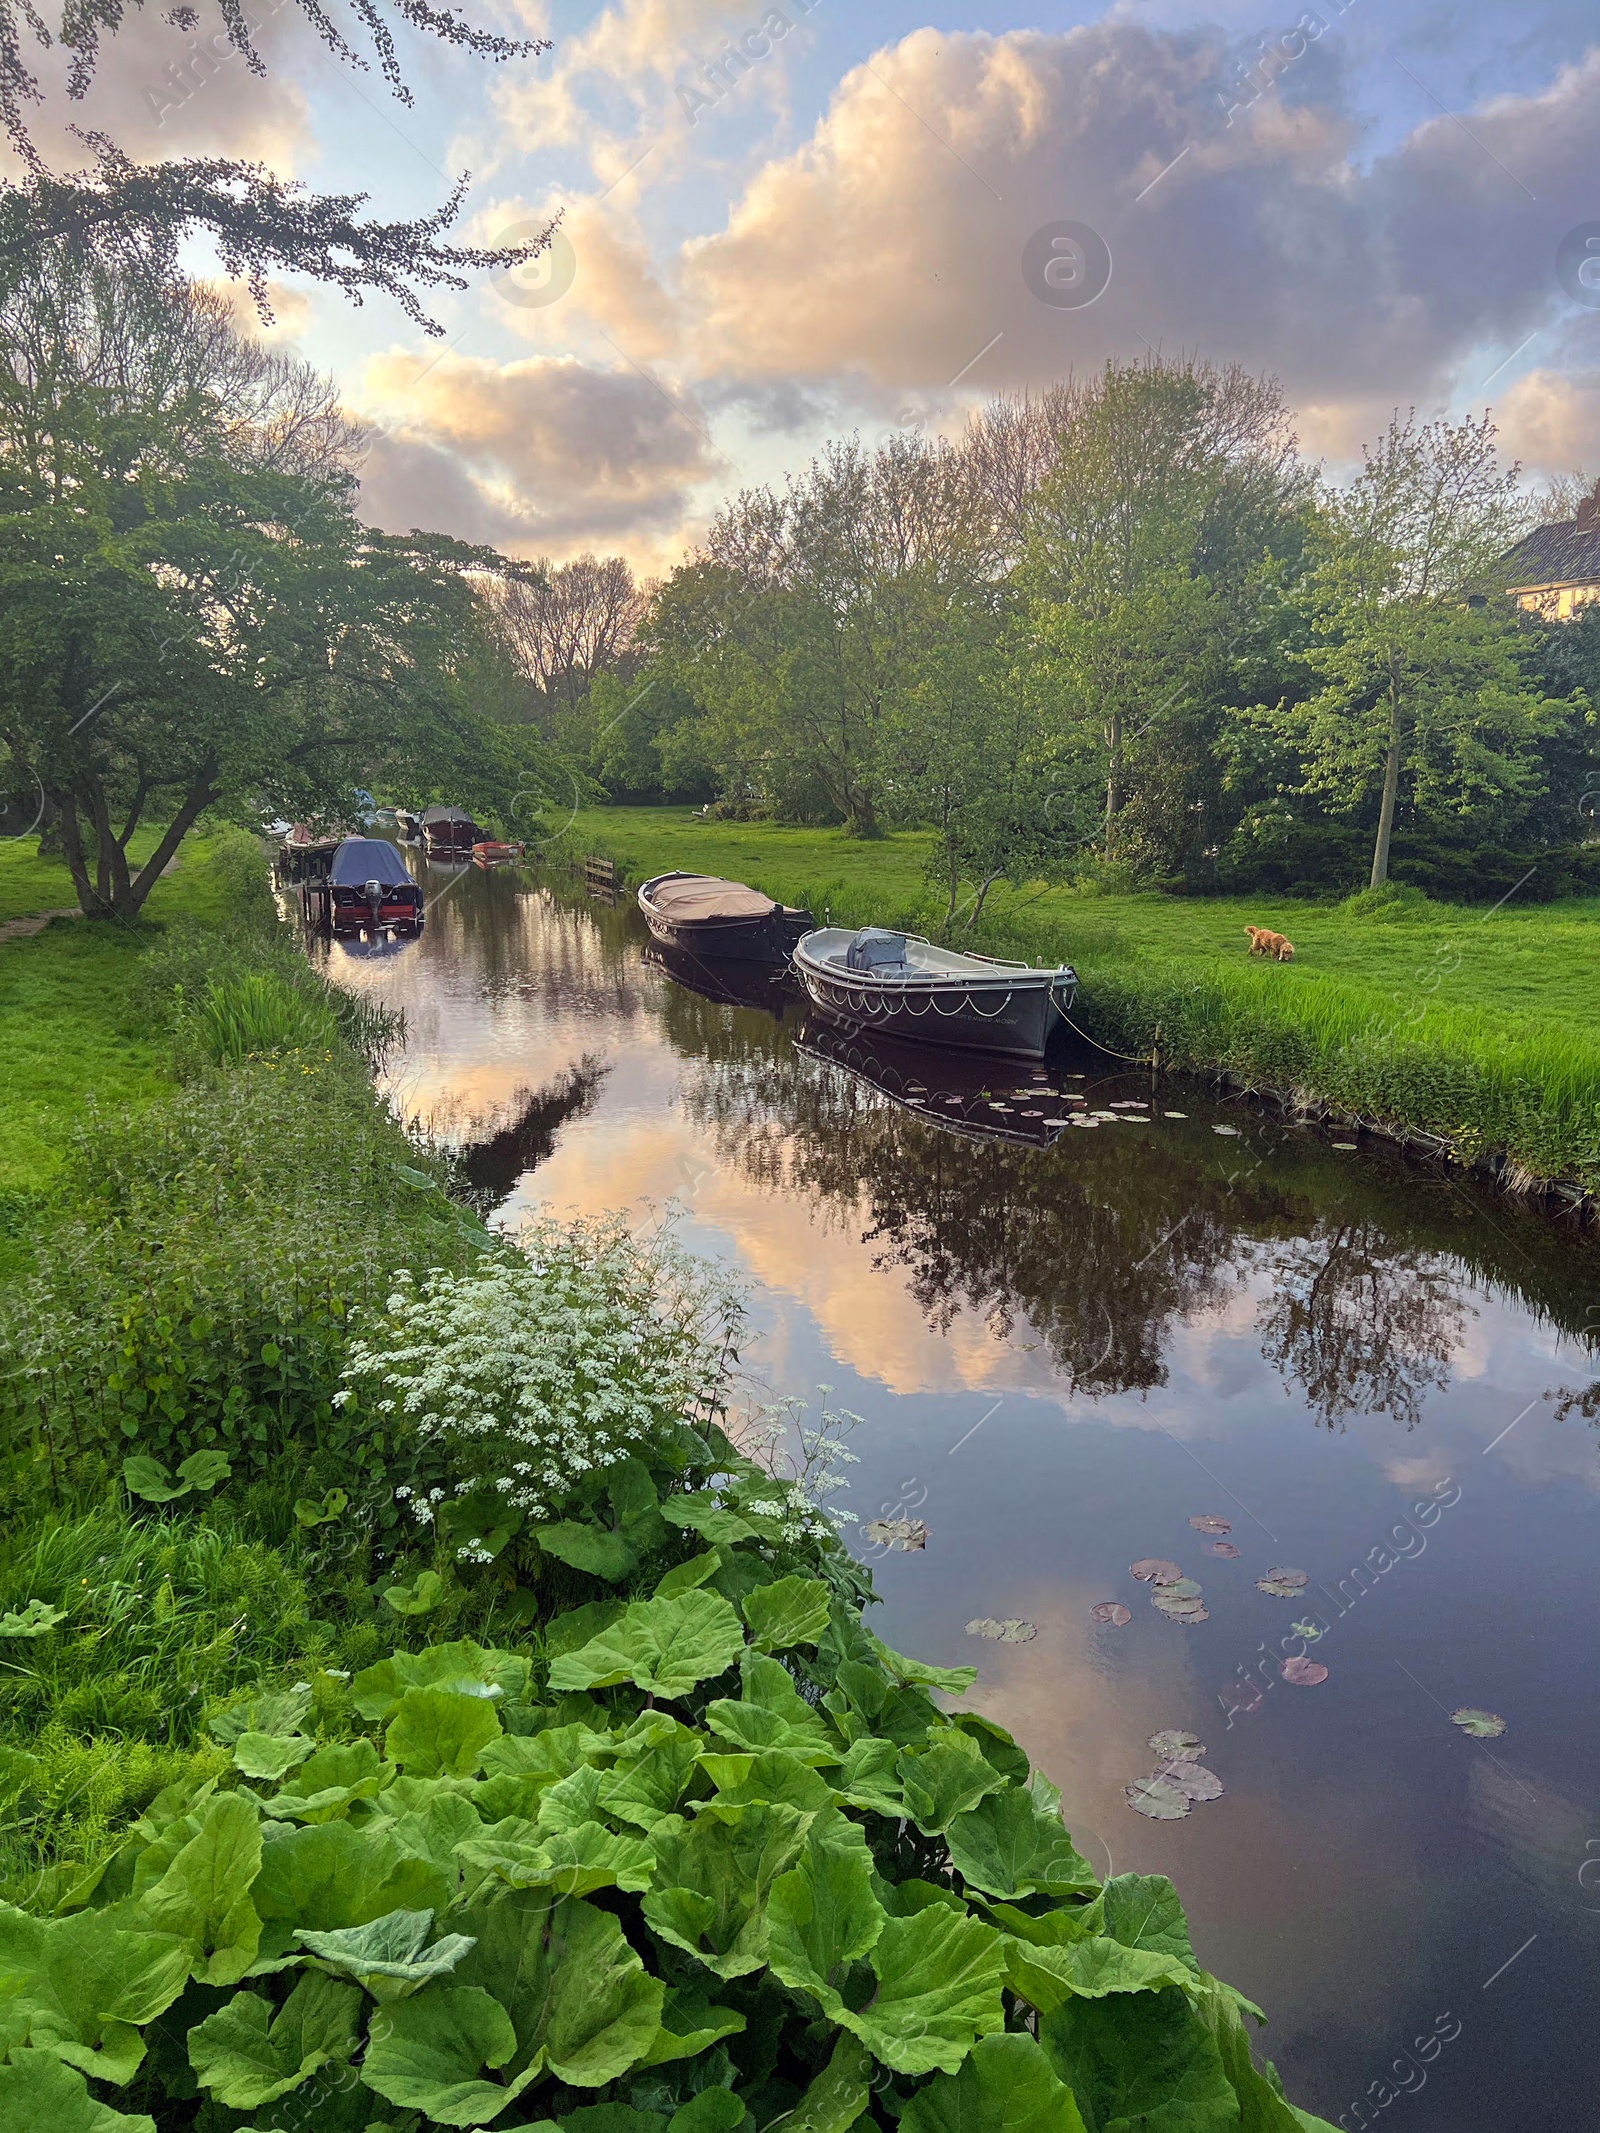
583, 855, 618, 905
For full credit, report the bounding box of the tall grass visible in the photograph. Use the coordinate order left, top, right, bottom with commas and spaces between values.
198, 971, 340, 1063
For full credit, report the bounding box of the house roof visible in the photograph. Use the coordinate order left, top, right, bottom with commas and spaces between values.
1503, 516, 1600, 588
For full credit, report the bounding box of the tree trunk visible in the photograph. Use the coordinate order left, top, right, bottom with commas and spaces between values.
1369, 684, 1403, 889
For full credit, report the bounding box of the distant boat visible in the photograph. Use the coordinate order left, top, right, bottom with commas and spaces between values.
637, 872, 815, 964
794, 927, 1077, 1060
421, 806, 486, 860
302, 837, 424, 937
472, 840, 525, 870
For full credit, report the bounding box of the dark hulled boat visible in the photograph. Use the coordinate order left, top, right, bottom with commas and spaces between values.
421, 806, 486, 860
302, 837, 424, 937
793, 927, 1077, 1060
637, 872, 815, 964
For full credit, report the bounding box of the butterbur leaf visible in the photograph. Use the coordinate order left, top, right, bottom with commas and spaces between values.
654, 1551, 722, 1599
898, 1735, 1008, 1835
946, 1776, 1099, 1898
548, 1590, 745, 1701
0, 2051, 156, 2131
0, 1600, 65, 1638
351, 1642, 528, 1725
534, 1522, 640, 1582
637, 1988, 747, 2068
297, 1908, 476, 1990
669, 2091, 745, 2133
835, 1736, 903, 1818
598, 1719, 704, 1828
233, 1732, 316, 1782
660, 1494, 763, 1544
359, 1983, 532, 2126
863, 1631, 976, 1697
1193, 1972, 1332, 2133
742, 1575, 832, 1652
698, 1750, 834, 1814
901, 2033, 1087, 2133
122, 1456, 187, 1504
0, 1903, 192, 2085
262, 1738, 397, 1822
840, 1900, 1007, 2075
133, 1791, 262, 1985
766, 1824, 886, 2014
783, 2032, 873, 2132
294, 1488, 348, 1527
188, 1972, 362, 2107
254, 1819, 452, 1932
704, 1652, 842, 1766
384, 1572, 447, 1617
643, 1801, 812, 1978
465, 1821, 655, 1900
1041, 1983, 1240, 2133
210, 1685, 314, 1746
176, 1449, 231, 1492
387, 1687, 504, 1777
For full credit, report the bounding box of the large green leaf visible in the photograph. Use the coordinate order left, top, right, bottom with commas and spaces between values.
766, 1824, 885, 2016
1003, 1933, 1196, 2014
533, 1522, 640, 1582
188, 1973, 362, 2108
132, 1791, 262, 1986
0, 1905, 190, 2085
253, 1819, 451, 1931
361, 1983, 535, 2126
352, 1642, 530, 1724
697, 1751, 835, 1814
297, 1908, 477, 1996
642, 1801, 811, 1979
599, 1719, 706, 1828
741, 1576, 832, 1653
0, 2051, 155, 2132
636, 1986, 747, 2068
834, 1737, 904, 1817
1194, 1974, 1340, 2133
462, 1820, 656, 1900
654, 1549, 723, 1598
1095, 1876, 1200, 1976
1040, 1986, 1241, 2133
946, 1776, 1099, 1900
897, 1734, 1008, 1835
482, 1724, 617, 1785
454, 1888, 664, 2089
901, 2033, 1088, 2133
863, 1631, 978, 1697
261, 1738, 397, 1823
839, 1902, 1007, 2076
782, 2032, 874, 2132
387, 1687, 505, 1778
210, 1685, 314, 1746
660, 1494, 765, 1545
547, 1591, 745, 1701
704, 1653, 842, 1767
543, 1601, 629, 1661
233, 1732, 316, 1783
1001, 1874, 1199, 2012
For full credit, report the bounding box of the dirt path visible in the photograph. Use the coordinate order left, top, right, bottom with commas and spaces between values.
0, 907, 79, 942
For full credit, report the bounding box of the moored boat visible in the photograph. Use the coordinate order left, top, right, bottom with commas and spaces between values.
637, 871, 815, 964
302, 836, 424, 937
793, 927, 1077, 1059
472, 840, 525, 870
421, 805, 486, 859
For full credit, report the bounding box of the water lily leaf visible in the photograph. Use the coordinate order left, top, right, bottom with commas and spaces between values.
0, 2050, 156, 2131
1280, 1658, 1328, 1687
387, 1688, 504, 1778
1209, 1541, 1242, 1559
654, 1550, 722, 1599
453, 1887, 664, 2090
351, 1642, 528, 1725
1157, 1579, 1203, 1601
534, 1522, 640, 1582
965, 1618, 1037, 1643
644, 1800, 812, 1977
548, 1590, 745, 1702
0, 1600, 66, 1638
1130, 1560, 1182, 1585
782, 2032, 874, 2133
1125, 1778, 1191, 1821
298, 1908, 476, 1991
946, 1774, 1098, 1898
1152, 1596, 1209, 1624
742, 1576, 832, 1653
0, 1904, 192, 2085
359, 1982, 533, 2125
133, 1791, 262, 1985
1040, 1979, 1240, 2132
384, 1572, 448, 1618
262, 1738, 397, 1822
1256, 1569, 1309, 1597
1188, 1517, 1231, 1536
188, 1972, 362, 2108
637, 1987, 747, 2069
1147, 1732, 1204, 1762
902, 2032, 1087, 2133
899, 1735, 1008, 1836
1162, 1763, 1224, 1802
767, 1821, 886, 2015
1090, 1603, 1132, 1627
839, 1900, 1007, 2075
255, 1824, 451, 1933
1451, 1707, 1506, 1737
176, 1448, 231, 1492
1289, 1620, 1323, 1641
863, 1518, 928, 1551
233, 1732, 315, 1783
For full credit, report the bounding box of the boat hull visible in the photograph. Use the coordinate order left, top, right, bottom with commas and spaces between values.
794, 945, 1076, 1060
637, 877, 813, 964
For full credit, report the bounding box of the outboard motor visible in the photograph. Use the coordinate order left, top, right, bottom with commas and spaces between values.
846, 928, 911, 975
363, 877, 384, 923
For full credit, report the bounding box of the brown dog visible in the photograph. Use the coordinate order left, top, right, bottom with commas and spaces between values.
1245, 925, 1295, 962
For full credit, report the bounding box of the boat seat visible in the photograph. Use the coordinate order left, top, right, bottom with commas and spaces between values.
846, 928, 911, 975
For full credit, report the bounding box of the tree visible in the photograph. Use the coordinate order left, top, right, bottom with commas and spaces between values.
490, 555, 646, 716
1269, 412, 1554, 888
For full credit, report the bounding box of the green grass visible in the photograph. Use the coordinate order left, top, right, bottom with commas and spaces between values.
567, 807, 1600, 1191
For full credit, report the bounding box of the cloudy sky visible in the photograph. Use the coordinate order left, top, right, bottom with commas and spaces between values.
24, 0, 1600, 571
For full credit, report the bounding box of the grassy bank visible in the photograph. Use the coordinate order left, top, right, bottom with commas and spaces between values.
0, 826, 1343, 2131
567, 807, 1600, 1198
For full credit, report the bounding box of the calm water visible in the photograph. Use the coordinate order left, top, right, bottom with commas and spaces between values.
312, 862, 1600, 2131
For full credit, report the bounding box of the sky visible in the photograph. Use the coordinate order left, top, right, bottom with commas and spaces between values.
19, 0, 1600, 575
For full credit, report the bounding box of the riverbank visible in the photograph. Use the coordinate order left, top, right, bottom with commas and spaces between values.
566, 807, 1600, 1205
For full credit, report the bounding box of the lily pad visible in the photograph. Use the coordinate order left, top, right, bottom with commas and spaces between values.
1208, 1541, 1242, 1559
1160, 1762, 1223, 1802
865, 1519, 929, 1552
1125, 1778, 1190, 1821
1147, 1731, 1204, 1761
1256, 1568, 1309, 1597
1089, 1603, 1132, 1628
965, 1619, 1037, 1644
1188, 1516, 1231, 1536
1289, 1620, 1323, 1640
1212, 1124, 1241, 1136
1152, 1600, 1208, 1625
1155, 1578, 1202, 1601
1129, 1560, 1182, 1585
1451, 1707, 1506, 1738
1280, 1657, 1328, 1687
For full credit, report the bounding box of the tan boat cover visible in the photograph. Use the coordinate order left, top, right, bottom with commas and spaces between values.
650, 875, 776, 921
